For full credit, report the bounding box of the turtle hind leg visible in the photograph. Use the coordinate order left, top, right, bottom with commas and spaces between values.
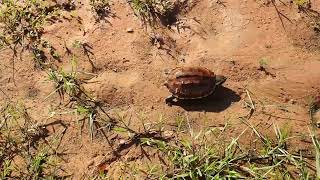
215, 75, 227, 86
165, 95, 175, 106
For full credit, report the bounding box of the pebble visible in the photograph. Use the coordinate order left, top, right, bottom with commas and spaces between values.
126, 28, 134, 33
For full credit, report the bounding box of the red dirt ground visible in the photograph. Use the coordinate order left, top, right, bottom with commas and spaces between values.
1, 0, 320, 178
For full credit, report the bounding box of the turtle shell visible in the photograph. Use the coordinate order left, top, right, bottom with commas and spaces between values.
164, 67, 217, 99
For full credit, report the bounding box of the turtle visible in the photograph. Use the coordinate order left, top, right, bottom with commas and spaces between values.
164, 66, 227, 106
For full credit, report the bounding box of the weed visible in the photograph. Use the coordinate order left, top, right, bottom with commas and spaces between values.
46, 56, 83, 100
137, 119, 316, 179
46, 58, 112, 141
308, 94, 320, 178
47, 67, 81, 100
74, 100, 114, 141
257, 57, 276, 77
128, 0, 178, 27
293, 0, 311, 9
258, 57, 268, 71
0, 0, 61, 68
310, 128, 320, 178
0, 101, 63, 179
90, 0, 111, 21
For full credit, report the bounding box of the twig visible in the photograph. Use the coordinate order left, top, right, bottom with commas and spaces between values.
270, 0, 292, 31
245, 88, 255, 119
0, 88, 10, 100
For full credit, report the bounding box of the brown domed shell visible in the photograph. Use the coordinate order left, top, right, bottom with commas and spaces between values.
164, 67, 217, 99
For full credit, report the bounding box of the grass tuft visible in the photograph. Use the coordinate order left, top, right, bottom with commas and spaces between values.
90, 0, 111, 22
128, 0, 179, 28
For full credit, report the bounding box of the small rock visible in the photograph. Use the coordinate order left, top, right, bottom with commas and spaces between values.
126, 28, 134, 33
119, 139, 127, 145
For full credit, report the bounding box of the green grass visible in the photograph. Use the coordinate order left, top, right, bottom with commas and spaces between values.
2, 98, 319, 179
0, 0, 61, 68
0, 101, 63, 179
98, 114, 318, 179
74, 100, 113, 141
46, 56, 83, 100
46, 58, 114, 142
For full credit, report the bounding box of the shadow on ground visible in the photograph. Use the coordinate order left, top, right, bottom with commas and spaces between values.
170, 86, 241, 112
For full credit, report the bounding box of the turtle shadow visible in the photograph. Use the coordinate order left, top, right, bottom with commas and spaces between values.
170, 86, 241, 112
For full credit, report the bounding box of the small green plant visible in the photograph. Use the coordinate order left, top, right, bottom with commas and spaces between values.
307, 94, 320, 178
128, 0, 177, 27
258, 57, 268, 71
90, 0, 111, 21
46, 56, 83, 100
47, 68, 81, 99
293, 0, 310, 8
75, 101, 114, 141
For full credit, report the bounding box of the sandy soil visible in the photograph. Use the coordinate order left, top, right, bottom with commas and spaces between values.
1, 0, 320, 178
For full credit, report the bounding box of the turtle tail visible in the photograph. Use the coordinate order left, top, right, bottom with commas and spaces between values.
215, 75, 227, 86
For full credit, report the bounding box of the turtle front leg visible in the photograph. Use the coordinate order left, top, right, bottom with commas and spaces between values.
165, 95, 175, 106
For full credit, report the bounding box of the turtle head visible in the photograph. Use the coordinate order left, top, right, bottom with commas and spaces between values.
163, 68, 171, 76
215, 75, 227, 86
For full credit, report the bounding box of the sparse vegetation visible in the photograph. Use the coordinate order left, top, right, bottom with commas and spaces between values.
46, 58, 114, 142
0, 0, 61, 68
95, 113, 318, 179
293, 0, 311, 8
46, 59, 83, 100
90, 0, 111, 21
128, 0, 178, 27
0, 102, 64, 179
